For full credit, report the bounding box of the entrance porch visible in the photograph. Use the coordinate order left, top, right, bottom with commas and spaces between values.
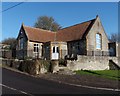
43, 41, 67, 60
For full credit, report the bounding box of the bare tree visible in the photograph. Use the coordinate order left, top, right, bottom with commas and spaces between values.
34, 16, 61, 32
2, 37, 16, 49
109, 33, 119, 42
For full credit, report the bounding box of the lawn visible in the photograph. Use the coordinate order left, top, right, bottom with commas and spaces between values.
75, 70, 120, 80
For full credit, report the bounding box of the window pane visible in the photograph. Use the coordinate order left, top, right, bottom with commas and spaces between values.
53, 47, 55, 53
57, 47, 59, 53
34, 47, 36, 52
34, 43, 39, 52
96, 34, 101, 49
36, 47, 39, 52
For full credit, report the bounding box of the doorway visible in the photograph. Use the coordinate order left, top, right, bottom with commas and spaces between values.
51, 46, 59, 60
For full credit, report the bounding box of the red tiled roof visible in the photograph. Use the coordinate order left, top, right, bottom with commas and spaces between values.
56, 19, 95, 42
23, 26, 55, 42
22, 18, 96, 42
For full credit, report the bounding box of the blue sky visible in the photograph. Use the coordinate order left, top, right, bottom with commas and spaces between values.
2, 2, 118, 41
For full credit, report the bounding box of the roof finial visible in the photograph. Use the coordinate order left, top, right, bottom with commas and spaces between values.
22, 22, 24, 26
96, 15, 99, 18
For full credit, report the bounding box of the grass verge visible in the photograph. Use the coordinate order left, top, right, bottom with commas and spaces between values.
75, 70, 120, 80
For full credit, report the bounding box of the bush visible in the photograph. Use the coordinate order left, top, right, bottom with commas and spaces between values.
49, 60, 57, 73
18, 60, 36, 75
38, 60, 59, 73
17, 59, 57, 74
59, 58, 67, 66
38, 60, 51, 72
24, 56, 33, 60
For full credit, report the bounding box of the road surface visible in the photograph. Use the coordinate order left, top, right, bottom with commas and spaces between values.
1, 68, 119, 95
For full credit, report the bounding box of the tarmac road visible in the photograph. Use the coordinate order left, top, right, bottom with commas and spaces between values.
1, 68, 119, 95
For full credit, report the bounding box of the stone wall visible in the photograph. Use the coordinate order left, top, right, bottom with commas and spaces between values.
67, 55, 109, 71
109, 57, 119, 67
2, 58, 59, 74
67, 39, 86, 56
59, 42, 67, 59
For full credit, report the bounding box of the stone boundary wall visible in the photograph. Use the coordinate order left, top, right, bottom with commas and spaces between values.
109, 57, 119, 67
67, 56, 109, 71
2, 58, 59, 74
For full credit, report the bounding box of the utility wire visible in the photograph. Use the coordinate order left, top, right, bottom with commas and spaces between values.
2, 2, 25, 13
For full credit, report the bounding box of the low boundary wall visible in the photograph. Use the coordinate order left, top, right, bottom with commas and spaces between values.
67, 56, 110, 70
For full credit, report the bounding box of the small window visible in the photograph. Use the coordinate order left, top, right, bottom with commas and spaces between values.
34, 44, 39, 53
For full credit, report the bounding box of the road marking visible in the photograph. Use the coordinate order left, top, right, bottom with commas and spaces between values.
47, 78, 120, 92
0, 83, 34, 96
61, 82, 120, 92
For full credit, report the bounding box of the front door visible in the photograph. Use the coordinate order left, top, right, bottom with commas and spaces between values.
51, 46, 59, 60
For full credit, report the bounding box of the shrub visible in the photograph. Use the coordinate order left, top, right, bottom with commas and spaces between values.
59, 58, 67, 66
17, 59, 57, 74
38, 60, 51, 72
24, 56, 33, 60
18, 60, 36, 75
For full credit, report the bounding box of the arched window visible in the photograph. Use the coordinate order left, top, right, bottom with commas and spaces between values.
96, 33, 102, 49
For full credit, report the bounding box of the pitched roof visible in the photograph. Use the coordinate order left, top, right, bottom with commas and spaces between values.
22, 18, 96, 42
56, 19, 95, 42
23, 25, 55, 42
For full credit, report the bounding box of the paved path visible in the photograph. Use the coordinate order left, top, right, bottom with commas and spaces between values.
2, 68, 119, 95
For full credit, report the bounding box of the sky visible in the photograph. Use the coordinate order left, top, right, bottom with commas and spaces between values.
1, 2, 118, 42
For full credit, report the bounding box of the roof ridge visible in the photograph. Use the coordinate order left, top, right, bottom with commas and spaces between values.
23, 25, 56, 33
59, 18, 95, 31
